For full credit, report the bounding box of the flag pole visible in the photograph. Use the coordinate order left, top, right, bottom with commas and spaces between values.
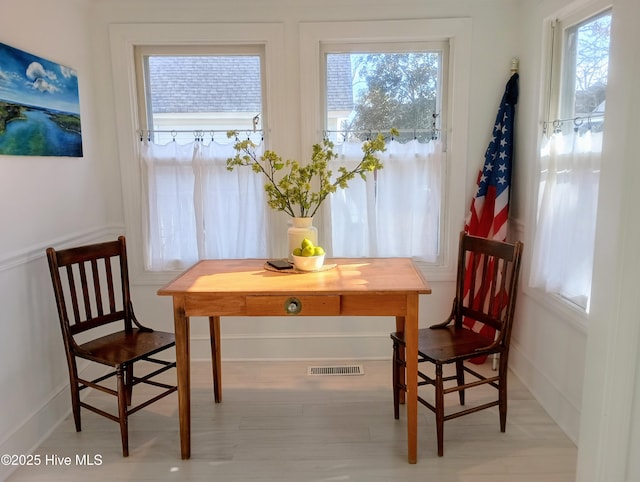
490, 57, 519, 371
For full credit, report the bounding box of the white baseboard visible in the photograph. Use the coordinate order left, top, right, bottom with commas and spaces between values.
188, 331, 393, 361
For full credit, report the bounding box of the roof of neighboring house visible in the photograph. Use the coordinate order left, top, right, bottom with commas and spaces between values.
148, 54, 354, 114
326, 54, 354, 112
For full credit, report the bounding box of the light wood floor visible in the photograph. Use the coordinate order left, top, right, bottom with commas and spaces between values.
7, 360, 577, 482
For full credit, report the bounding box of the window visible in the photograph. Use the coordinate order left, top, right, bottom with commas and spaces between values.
322, 46, 446, 262
530, 6, 611, 311
110, 20, 469, 279
297, 18, 470, 277
138, 49, 264, 143
135, 46, 268, 270
324, 50, 444, 142
558, 11, 610, 129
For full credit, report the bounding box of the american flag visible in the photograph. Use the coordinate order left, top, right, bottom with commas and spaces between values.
463, 73, 519, 360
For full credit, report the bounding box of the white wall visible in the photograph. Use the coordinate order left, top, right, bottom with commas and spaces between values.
0, 0, 122, 479
5, 0, 640, 480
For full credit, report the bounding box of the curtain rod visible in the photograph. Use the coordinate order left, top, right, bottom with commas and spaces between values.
323, 128, 440, 141
542, 112, 605, 129
139, 129, 264, 135
138, 128, 264, 141
323, 128, 435, 134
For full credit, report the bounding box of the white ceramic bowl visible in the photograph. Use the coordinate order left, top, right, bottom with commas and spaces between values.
292, 253, 325, 272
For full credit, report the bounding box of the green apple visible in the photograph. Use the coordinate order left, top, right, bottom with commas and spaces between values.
313, 246, 325, 256
292, 247, 302, 256
301, 238, 314, 250
302, 245, 315, 257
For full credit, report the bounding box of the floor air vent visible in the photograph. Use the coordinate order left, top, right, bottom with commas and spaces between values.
307, 365, 364, 376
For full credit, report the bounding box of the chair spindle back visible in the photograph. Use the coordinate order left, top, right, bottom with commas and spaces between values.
455, 232, 523, 344
47, 237, 133, 338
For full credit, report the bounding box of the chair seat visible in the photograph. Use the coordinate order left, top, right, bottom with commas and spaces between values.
391, 326, 497, 363
76, 329, 175, 366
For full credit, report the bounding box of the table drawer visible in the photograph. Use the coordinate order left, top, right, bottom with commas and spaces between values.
246, 295, 341, 316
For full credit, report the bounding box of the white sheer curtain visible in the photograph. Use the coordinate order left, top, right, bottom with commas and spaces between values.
327, 139, 444, 261
140, 138, 268, 271
529, 129, 603, 310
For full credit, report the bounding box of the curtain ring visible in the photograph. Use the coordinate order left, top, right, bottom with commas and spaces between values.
573, 117, 583, 133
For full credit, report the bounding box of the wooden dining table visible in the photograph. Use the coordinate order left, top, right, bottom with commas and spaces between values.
158, 257, 431, 463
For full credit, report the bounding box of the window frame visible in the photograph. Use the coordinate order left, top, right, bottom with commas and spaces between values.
320, 41, 449, 145
132, 45, 271, 270
134, 44, 268, 141
529, 0, 612, 325
109, 22, 287, 284
300, 18, 471, 280
320, 42, 449, 264
546, 4, 612, 129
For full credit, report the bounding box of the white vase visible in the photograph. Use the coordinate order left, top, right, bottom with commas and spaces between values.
287, 217, 318, 261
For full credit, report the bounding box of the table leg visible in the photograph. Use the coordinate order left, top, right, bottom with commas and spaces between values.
173, 298, 191, 459
395, 316, 406, 405
209, 316, 222, 403
405, 294, 419, 464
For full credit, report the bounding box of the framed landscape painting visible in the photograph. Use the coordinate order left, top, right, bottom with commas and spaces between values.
0, 42, 82, 157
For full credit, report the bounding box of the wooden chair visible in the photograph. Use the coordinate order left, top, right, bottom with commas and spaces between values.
391, 231, 523, 456
46, 236, 177, 457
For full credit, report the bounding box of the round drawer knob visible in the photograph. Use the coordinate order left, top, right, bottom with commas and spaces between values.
285, 297, 302, 314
